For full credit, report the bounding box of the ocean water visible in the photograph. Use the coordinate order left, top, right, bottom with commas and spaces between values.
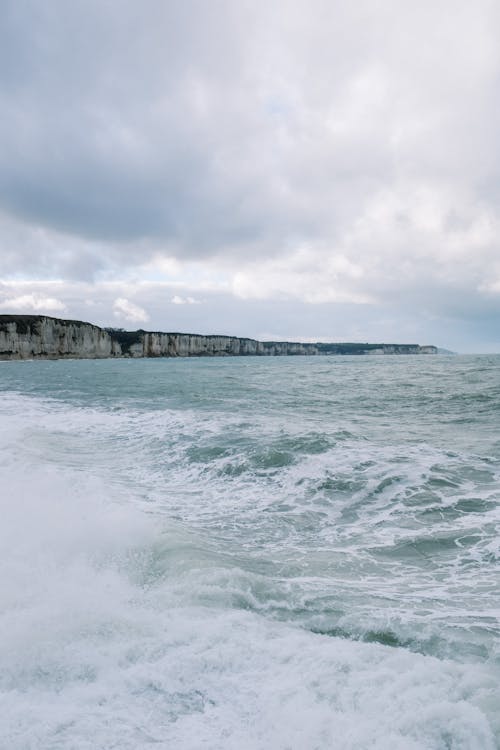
1, 354, 499, 749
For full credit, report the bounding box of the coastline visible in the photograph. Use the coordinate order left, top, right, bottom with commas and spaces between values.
0, 314, 438, 360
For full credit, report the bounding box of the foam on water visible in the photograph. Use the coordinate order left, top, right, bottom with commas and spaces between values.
1, 462, 497, 749
1, 356, 500, 748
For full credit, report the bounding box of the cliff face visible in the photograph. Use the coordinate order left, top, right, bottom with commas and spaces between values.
0, 315, 438, 360
140, 333, 321, 357
0, 315, 121, 359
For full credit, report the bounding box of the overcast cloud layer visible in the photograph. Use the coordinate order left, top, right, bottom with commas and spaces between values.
1, 0, 500, 351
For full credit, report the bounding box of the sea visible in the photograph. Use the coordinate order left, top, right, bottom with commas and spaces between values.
1, 354, 499, 749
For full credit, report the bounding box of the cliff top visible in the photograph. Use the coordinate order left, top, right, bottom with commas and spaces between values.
0, 314, 98, 328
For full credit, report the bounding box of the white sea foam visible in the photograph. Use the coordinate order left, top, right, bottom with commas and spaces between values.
1, 359, 499, 748
1, 463, 497, 750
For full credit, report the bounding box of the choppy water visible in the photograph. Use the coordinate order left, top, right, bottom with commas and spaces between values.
1, 354, 499, 749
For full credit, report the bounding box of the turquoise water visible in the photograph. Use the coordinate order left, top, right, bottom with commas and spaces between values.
1, 355, 499, 748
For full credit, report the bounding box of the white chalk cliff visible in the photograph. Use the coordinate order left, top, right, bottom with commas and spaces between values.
0, 315, 437, 359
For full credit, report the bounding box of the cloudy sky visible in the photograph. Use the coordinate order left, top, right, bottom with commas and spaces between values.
1, 0, 499, 351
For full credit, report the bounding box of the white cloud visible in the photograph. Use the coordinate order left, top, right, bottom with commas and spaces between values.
0, 294, 67, 313
112, 298, 149, 323
171, 295, 201, 305
232, 247, 374, 305
479, 278, 500, 295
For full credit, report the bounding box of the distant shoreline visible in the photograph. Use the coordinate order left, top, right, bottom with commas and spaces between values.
0, 314, 438, 360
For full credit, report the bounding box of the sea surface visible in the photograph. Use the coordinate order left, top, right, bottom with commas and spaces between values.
1, 354, 499, 749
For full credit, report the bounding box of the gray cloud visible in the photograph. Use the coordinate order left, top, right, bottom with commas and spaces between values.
0, 1, 273, 252
1, 1, 500, 349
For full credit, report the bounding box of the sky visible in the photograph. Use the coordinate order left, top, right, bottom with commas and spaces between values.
1, 0, 500, 352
